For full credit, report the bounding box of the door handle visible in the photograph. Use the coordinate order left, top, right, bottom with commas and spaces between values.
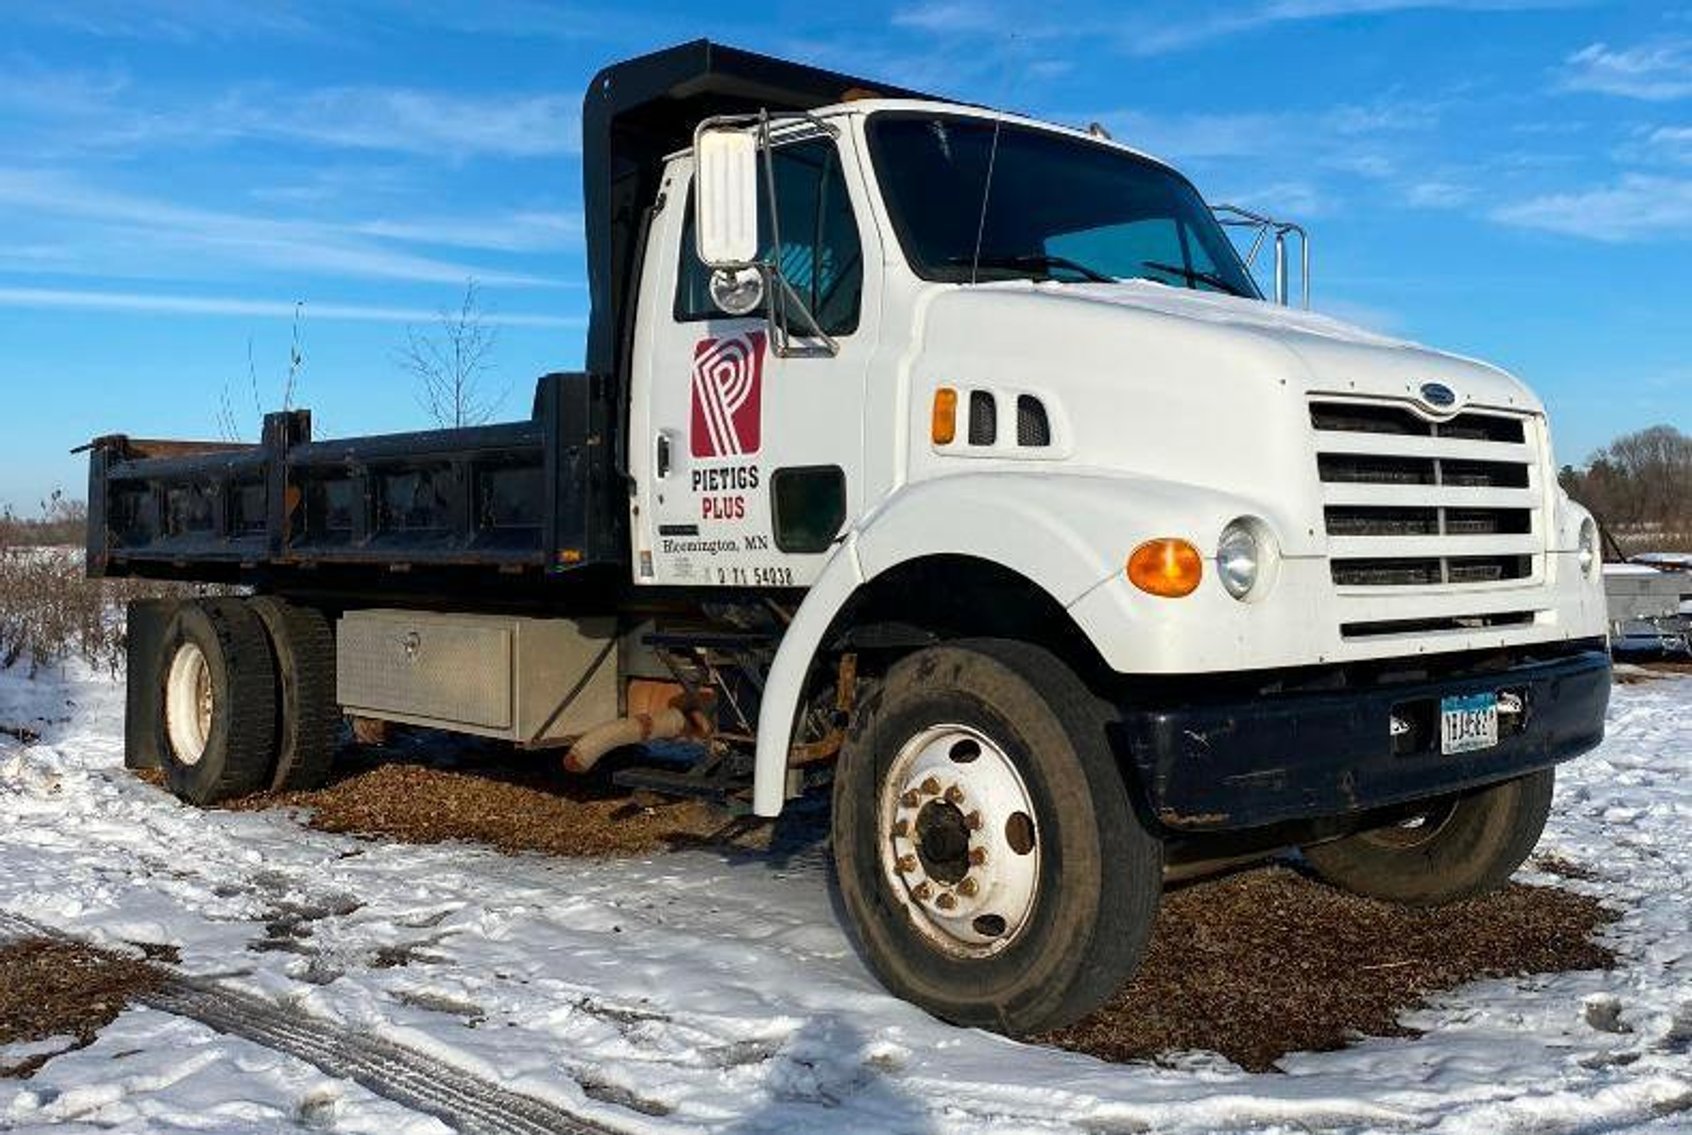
655, 431, 673, 479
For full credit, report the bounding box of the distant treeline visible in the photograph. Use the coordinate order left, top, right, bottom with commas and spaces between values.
0, 492, 87, 548
1559, 425, 1692, 555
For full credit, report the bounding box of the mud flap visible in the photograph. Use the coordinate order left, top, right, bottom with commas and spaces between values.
124, 598, 181, 770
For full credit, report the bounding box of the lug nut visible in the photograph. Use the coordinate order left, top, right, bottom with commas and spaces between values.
943, 785, 965, 805
919, 776, 941, 796
896, 854, 917, 873
957, 877, 979, 897
891, 819, 909, 838
969, 847, 988, 866
935, 892, 957, 910
911, 882, 932, 901
965, 811, 983, 830
900, 790, 920, 808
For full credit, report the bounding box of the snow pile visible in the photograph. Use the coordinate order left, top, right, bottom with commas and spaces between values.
1, 661, 1688, 1134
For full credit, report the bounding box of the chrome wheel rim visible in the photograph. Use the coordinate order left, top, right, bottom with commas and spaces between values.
878, 724, 1041, 958
164, 642, 214, 766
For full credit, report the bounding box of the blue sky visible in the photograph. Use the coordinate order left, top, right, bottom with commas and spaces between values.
0, 0, 1687, 511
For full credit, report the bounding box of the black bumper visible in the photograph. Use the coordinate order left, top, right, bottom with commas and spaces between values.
1116, 648, 1611, 833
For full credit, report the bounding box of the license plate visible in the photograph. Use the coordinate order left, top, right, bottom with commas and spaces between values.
1440, 692, 1499, 755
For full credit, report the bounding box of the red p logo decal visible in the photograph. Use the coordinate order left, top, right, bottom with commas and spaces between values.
690, 331, 765, 458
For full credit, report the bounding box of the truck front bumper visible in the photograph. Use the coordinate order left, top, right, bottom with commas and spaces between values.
1115, 647, 1611, 833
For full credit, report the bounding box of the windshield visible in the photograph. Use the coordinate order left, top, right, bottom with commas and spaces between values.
866, 112, 1260, 298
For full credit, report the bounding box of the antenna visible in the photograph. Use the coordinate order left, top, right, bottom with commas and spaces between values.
969, 119, 1004, 286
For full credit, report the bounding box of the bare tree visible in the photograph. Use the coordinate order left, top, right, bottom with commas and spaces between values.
398, 280, 506, 429
1560, 423, 1692, 553
217, 303, 307, 442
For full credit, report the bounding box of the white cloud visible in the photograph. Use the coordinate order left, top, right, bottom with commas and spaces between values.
1491, 174, 1692, 240
0, 61, 579, 162
1216, 180, 1329, 219
350, 212, 581, 253
0, 170, 572, 287
889, 0, 1574, 55
1122, 0, 1579, 56
0, 286, 581, 327
891, 1, 1010, 32
14, 0, 321, 42
224, 86, 581, 159
1647, 124, 1692, 162
1406, 180, 1474, 208
1095, 110, 1294, 161
1561, 39, 1692, 101
1092, 97, 1438, 167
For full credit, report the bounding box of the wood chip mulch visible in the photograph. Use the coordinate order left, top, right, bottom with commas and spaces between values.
0, 938, 162, 1079
1039, 866, 1616, 1071
223, 751, 739, 858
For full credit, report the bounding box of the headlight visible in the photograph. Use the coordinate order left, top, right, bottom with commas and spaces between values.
1217, 517, 1276, 600
1578, 517, 1598, 577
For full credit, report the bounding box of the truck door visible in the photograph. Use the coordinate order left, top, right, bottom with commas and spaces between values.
630, 132, 875, 589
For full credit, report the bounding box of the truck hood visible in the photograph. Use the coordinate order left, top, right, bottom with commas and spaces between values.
979, 279, 1541, 415
908, 280, 1551, 557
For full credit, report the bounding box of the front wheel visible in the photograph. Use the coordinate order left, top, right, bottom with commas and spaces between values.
1301, 767, 1555, 906
832, 639, 1162, 1035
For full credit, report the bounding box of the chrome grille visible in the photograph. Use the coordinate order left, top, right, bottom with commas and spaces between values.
1311, 397, 1546, 638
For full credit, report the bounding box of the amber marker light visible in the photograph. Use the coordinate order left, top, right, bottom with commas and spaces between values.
1127, 538, 1203, 597
931, 387, 958, 445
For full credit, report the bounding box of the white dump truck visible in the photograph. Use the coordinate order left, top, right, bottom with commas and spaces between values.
88, 41, 1612, 1034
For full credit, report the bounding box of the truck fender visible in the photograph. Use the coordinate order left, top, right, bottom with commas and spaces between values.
753, 534, 866, 815
752, 472, 1286, 815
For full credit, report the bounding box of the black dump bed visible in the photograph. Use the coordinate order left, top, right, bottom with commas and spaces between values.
85, 373, 622, 594
84, 41, 940, 596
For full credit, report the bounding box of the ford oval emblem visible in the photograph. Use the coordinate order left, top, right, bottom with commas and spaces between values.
1420, 382, 1457, 409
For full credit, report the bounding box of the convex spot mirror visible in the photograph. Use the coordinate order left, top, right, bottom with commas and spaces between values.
694, 125, 760, 269
708, 266, 764, 316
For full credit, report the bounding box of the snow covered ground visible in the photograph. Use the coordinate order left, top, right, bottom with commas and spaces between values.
1, 661, 1688, 1135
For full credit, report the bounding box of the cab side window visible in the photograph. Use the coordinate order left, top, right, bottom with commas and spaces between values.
675, 137, 864, 336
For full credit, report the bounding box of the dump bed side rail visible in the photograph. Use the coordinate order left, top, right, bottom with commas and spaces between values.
87, 372, 624, 582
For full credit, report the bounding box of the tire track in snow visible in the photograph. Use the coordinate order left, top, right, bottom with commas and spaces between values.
0, 911, 630, 1135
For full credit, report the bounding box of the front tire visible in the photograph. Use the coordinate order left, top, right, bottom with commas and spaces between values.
155, 599, 278, 805
832, 639, 1162, 1035
1301, 767, 1555, 906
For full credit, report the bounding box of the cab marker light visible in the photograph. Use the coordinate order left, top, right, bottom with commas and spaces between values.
932, 388, 958, 445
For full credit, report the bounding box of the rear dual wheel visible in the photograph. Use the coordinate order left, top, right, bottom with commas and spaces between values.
156, 597, 337, 804
1301, 768, 1555, 906
158, 599, 277, 804
832, 639, 1162, 1035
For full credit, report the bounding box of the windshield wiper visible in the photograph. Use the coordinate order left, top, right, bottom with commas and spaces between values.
946, 253, 1116, 284
1138, 260, 1247, 298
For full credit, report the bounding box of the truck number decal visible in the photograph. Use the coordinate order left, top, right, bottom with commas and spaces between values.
715, 564, 795, 587
690, 331, 765, 458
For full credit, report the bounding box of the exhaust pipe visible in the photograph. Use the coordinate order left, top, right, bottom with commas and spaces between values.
562, 680, 713, 774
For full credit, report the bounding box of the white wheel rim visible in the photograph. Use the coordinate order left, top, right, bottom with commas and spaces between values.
878, 724, 1041, 958
164, 642, 214, 766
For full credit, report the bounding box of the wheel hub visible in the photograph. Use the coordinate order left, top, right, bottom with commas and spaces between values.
914, 800, 971, 884
880, 725, 1041, 957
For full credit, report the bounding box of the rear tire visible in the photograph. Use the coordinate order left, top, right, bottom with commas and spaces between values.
155, 598, 277, 805
1301, 767, 1555, 906
832, 639, 1162, 1035
249, 597, 339, 792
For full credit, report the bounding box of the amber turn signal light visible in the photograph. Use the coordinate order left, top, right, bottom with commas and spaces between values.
1127, 538, 1203, 597
932, 387, 958, 445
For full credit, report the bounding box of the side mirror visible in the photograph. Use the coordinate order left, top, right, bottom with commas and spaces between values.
694, 125, 760, 268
